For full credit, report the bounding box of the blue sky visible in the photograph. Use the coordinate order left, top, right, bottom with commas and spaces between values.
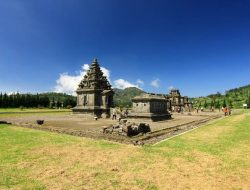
0, 0, 249, 97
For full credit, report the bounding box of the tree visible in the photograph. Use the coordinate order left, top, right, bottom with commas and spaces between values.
0, 93, 2, 108
229, 99, 233, 108
215, 100, 220, 109
0, 92, 76, 108
36, 93, 40, 107
9, 95, 14, 108
56, 99, 62, 108
222, 99, 227, 108
216, 92, 222, 97
50, 97, 55, 108
63, 98, 71, 107
203, 100, 208, 108
246, 96, 250, 108
198, 101, 202, 109
39, 96, 50, 107
20, 94, 25, 107
16, 92, 21, 107
210, 98, 215, 110
2, 93, 8, 108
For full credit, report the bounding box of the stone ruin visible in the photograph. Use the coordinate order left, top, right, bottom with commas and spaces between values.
143, 89, 193, 112
126, 89, 193, 122
103, 119, 151, 137
129, 93, 172, 121
168, 89, 193, 112
72, 58, 114, 118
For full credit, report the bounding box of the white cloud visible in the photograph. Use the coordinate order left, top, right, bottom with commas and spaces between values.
136, 79, 144, 86
83, 64, 89, 71
54, 64, 110, 95
113, 79, 139, 89
150, 78, 160, 88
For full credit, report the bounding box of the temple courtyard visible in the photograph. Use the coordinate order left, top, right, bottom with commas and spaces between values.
2, 110, 225, 144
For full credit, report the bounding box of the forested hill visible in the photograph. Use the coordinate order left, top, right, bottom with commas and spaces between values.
193, 84, 250, 109
225, 84, 250, 95
113, 87, 145, 107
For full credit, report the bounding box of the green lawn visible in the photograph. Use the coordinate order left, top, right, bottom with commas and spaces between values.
0, 108, 71, 113
0, 108, 71, 119
0, 111, 249, 190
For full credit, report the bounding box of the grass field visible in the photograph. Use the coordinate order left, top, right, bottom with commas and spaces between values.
0, 108, 71, 113
0, 111, 249, 189
0, 108, 70, 119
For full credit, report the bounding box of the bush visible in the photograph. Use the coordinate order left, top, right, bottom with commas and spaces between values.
66, 105, 72, 109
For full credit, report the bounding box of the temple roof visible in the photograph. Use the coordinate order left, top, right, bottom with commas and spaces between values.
170, 89, 181, 96
132, 93, 167, 101
77, 58, 112, 91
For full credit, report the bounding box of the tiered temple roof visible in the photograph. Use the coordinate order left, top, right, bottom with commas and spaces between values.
77, 58, 112, 91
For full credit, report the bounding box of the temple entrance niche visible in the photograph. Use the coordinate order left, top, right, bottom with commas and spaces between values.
106, 95, 113, 108
83, 95, 87, 106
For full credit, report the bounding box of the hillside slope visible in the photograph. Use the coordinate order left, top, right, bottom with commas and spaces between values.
194, 84, 250, 109
113, 87, 145, 107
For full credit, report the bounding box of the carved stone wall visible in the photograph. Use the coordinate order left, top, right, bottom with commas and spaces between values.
72, 58, 114, 118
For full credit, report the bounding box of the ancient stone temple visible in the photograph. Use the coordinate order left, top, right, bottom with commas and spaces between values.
168, 89, 193, 111
72, 58, 114, 118
129, 93, 171, 121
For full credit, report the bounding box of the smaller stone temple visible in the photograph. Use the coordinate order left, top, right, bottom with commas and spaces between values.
72, 58, 114, 118
168, 89, 193, 111
129, 93, 171, 121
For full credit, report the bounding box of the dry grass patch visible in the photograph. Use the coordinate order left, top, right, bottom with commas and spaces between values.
19, 143, 142, 190
1, 111, 250, 189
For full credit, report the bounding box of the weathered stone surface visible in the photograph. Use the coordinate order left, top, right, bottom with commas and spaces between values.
129, 89, 193, 121
36, 120, 44, 125
72, 58, 114, 118
103, 121, 151, 137
168, 89, 193, 112
0, 121, 11, 124
138, 123, 151, 133
129, 93, 171, 121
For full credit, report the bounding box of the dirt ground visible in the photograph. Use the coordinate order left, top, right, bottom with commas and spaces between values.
3, 111, 224, 145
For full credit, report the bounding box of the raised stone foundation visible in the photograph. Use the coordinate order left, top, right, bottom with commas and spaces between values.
128, 113, 171, 122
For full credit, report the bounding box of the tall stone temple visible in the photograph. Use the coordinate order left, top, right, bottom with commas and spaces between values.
72, 58, 114, 118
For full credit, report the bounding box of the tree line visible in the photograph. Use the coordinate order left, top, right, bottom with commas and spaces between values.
194, 96, 250, 110
0, 93, 76, 108
195, 98, 232, 109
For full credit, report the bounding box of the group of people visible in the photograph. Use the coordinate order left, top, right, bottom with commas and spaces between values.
194, 106, 232, 116
172, 106, 190, 113
112, 107, 129, 120
223, 107, 232, 116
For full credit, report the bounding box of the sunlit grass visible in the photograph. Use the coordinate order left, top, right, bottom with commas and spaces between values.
0, 111, 249, 189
